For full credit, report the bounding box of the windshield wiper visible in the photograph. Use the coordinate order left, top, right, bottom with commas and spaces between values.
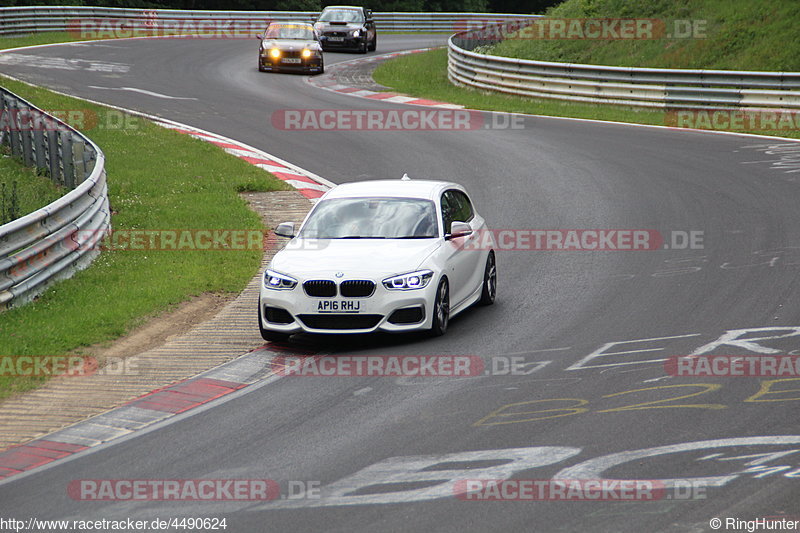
340, 236, 387, 239
395, 235, 435, 239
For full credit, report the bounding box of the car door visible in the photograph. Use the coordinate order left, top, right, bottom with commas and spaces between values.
440, 190, 481, 307
451, 190, 485, 300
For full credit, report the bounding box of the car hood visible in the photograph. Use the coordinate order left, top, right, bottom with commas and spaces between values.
262, 39, 321, 51
316, 22, 362, 30
270, 238, 441, 278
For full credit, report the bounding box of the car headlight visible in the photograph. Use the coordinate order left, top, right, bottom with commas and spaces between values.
301, 48, 312, 59
269, 48, 280, 59
382, 270, 434, 290
264, 269, 297, 290
352, 29, 361, 37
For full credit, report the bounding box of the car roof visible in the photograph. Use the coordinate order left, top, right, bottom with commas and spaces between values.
267, 22, 314, 29
322, 6, 364, 9
321, 179, 463, 202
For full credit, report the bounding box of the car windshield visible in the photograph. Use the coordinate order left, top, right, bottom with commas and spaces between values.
264, 25, 315, 40
318, 9, 364, 23
298, 197, 438, 239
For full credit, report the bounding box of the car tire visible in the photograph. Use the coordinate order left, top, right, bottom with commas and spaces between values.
258, 62, 266, 72
429, 278, 450, 337
478, 251, 496, 306
258, 303, 291, 342
319, 59, 325, 74
368, 35, 377, 51
359, 39, 368, 54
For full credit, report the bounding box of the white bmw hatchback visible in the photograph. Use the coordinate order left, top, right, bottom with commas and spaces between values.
258, 177, 496, 341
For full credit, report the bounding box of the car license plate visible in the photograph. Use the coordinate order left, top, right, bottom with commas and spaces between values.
282, 58, 302, 64
318, 300, 361, 313
327, 36, 344, 42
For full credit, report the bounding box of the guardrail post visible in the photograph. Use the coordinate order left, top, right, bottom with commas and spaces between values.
72, 137, 86, 182
0, 93, 9, 147
61, 131, 75, 189
8, 101, 22, 158
32, 114, 47, 169
82, 142, 95, 179
47, 128, 61, 185
20, 109, 34, 166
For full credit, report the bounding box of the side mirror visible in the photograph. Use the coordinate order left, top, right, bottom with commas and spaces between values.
446, 221, 472, 240
274, 222, 296, 238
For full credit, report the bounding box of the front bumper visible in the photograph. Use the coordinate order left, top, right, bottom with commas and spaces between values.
259, 54, 323, 73
259, 279, 436, 335
319, 35, 366, 51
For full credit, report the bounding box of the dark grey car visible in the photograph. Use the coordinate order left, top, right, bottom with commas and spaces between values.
314, 6, 376, 53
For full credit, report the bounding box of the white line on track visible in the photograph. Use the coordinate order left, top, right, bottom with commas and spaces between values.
87, 85, 198, 100
643, 376, 671, 383
499, 347, 571, 355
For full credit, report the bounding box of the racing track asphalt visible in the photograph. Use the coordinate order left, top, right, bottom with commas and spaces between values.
1, 35, 800, 532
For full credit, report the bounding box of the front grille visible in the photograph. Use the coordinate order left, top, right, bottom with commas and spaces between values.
297, 314, 383, 330
304, 280, 337, 297
323, 31, 348, 37
264, 306, 293, 324
388, 306, 425, 325
340, 280, 375, 297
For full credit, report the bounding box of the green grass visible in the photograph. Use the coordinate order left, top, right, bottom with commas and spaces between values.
372, 49, 800, 140
0, 76, 289, 400
0, 148, 67, 224
0, 32, 86, 51
490, 0, 800, 71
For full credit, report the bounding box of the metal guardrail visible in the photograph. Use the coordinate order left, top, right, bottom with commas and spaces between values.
0, 88, 109, 309
448, 25, 800, 109
0, 7, 540, 36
